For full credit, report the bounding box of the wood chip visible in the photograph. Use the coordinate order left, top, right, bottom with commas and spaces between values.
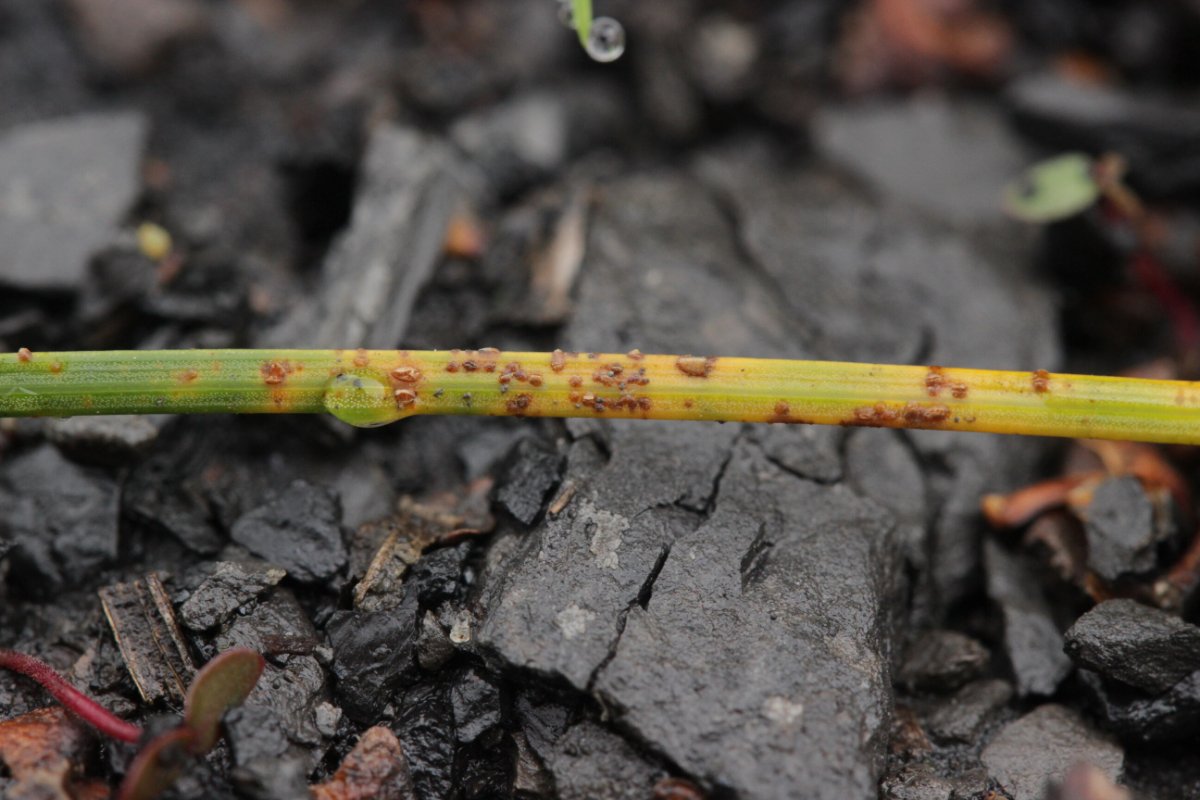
310, 726, 414, 800
99, 573, 195, 706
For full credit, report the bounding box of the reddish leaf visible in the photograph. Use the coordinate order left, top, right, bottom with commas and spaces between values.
183, 648, 265, 754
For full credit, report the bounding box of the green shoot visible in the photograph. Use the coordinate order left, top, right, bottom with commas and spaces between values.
4, 348, 1200, 445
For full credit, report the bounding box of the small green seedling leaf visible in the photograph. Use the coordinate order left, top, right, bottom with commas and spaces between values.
117, 727, 193, 800
572, 0, 592, 46
183, 648, 265, 754
1003, 152, 1100, 223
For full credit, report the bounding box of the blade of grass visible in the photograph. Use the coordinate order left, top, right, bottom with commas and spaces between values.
572, 0, 592, 45
4, 348, 1200, 444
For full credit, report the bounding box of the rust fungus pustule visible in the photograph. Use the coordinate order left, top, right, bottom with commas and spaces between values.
506, 393, 532, 415
16, 347, 32, 363
950, 381, 969, 400
568, 376, 583, 388
904, 402, 951, 424
390, 366, 422, 383
178, 369, 199, 384
772, 401, 791, 423
446, 362, 460, 373
925, 367, 946, 397
49, 361, 63, 374
353, 350, 370, 368
261, 361, 290, 386
676, 355, 716, 378
627, 349, 644, 360
1032, 369, 1051, 393
550, 349, 566, 372
394, 389, 417, 409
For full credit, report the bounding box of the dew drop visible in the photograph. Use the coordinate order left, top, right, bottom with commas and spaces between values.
322, 373, 404, 428
585, 16, 625, 62
557, 0, 576, 29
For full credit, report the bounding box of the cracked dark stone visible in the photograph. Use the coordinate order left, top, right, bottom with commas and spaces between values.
981, 704, 1124, 800
897, 630, 991, 694
1081, 477, 1176, 581
495, 437, 565, 525
230, 480, 347, 585
880, 764, 955, 800
924, 678, 1013, 744
0, 444, 120, 595
1080, 668, 1200, 746
1064, 599, 1200, 694
177, 560, 287, 632
393, 682, 457, 800
225, 704, 313, 800
327, 593, 421, 722
984, 539, 1073, 697
541, 721, 664, 800
45, 414, 160, 466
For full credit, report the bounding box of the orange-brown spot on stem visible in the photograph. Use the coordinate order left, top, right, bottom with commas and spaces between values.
550, 350, 566, 372
627, 349, 644, 360
446, 362, 460, 373
390, 366, 422, 384
925, 367, 945, 397
568, 376, 583, 388
950, 381, 969, 400
262, 361, 289, 386
676, 355, 716, 378
178, 369, 200, 384
49, 362, 63, 374
16, 347, 32, 363
772, 401, 792, 423
394, 389, 417, 409
683, 399, 694, 409
903, 402, 951, 424
353, 349, 370, 368
1032, 369, 1051, 393
506, 393, 532, 415
529, 373, 544, 387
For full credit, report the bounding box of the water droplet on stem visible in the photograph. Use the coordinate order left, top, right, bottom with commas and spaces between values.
322, 373, 404, 428
586, 16, 625, 62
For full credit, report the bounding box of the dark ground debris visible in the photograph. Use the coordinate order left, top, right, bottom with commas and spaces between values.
4, 1, 1200, 799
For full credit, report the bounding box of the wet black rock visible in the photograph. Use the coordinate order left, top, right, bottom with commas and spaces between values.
925, 679, 1013, 744
407, 544, 470, 608
0, 112, 146, 291
45, 415, 160, 466
212, 587, 320, 657
0, 444, 120, 594
262, 123, 471, 350
393, 682, 457, 800
450, 667, 503, 744
225, 704, 312, 800
897, 630, 991, 693
1080, 668, 1200, 746
982, 705, 1124, 800
327, 596, 420, 722
984, 540, 1073, 697
811, 98, 1030, 226
177, 560, 287, 632
230, 480, 347, 585
1081, 478, 1175, 581
539, 720, 663, 800
1065, 599, 1200, 694
495, 437, 565, 525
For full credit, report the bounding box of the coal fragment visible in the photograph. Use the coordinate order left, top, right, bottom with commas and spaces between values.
406, 544, 469, 608
897, 630, 990, 693
1081, 477, 1175, 581
178, 561, 287, 632
1065, 599, 1200, 694
99, 573, 196, 705
1080, 668, 1200, 745
495, 438, 564, 525
392, 682, 456, 800
231, 480, 347, 585
984, 539, 1072, 697
0, 444, 120, 595
981, 705, 1124, 800
212, 587, 320, 658
45, 415, 159, 466
0, 112, 146, 291
327, 597, 420, 722
924, 679, 1013, 744
450, 667, 502, 744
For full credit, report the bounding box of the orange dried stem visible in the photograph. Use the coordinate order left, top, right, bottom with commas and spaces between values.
4, 349, 1200, 444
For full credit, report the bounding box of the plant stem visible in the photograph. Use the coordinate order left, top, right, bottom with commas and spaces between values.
0, 649, 144, 743
4, 348, 1200, 444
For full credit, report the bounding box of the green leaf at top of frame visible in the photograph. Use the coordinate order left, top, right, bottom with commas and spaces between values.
573, 0, 593, 46
1003, 153, 1100, 223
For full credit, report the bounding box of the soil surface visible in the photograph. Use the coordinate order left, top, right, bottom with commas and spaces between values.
3, 2, 1200, 799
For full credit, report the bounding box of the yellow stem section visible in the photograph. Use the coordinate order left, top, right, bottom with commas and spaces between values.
2, 348, 1200, 444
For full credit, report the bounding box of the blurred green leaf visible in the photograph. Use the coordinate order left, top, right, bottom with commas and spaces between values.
1003, 153, 1100, 223
183, 648, 265, 754
573, 0, 592, 46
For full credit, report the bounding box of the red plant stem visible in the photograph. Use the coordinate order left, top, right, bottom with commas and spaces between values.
0, 649, 143, 743
1132, 251, 1200, 354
